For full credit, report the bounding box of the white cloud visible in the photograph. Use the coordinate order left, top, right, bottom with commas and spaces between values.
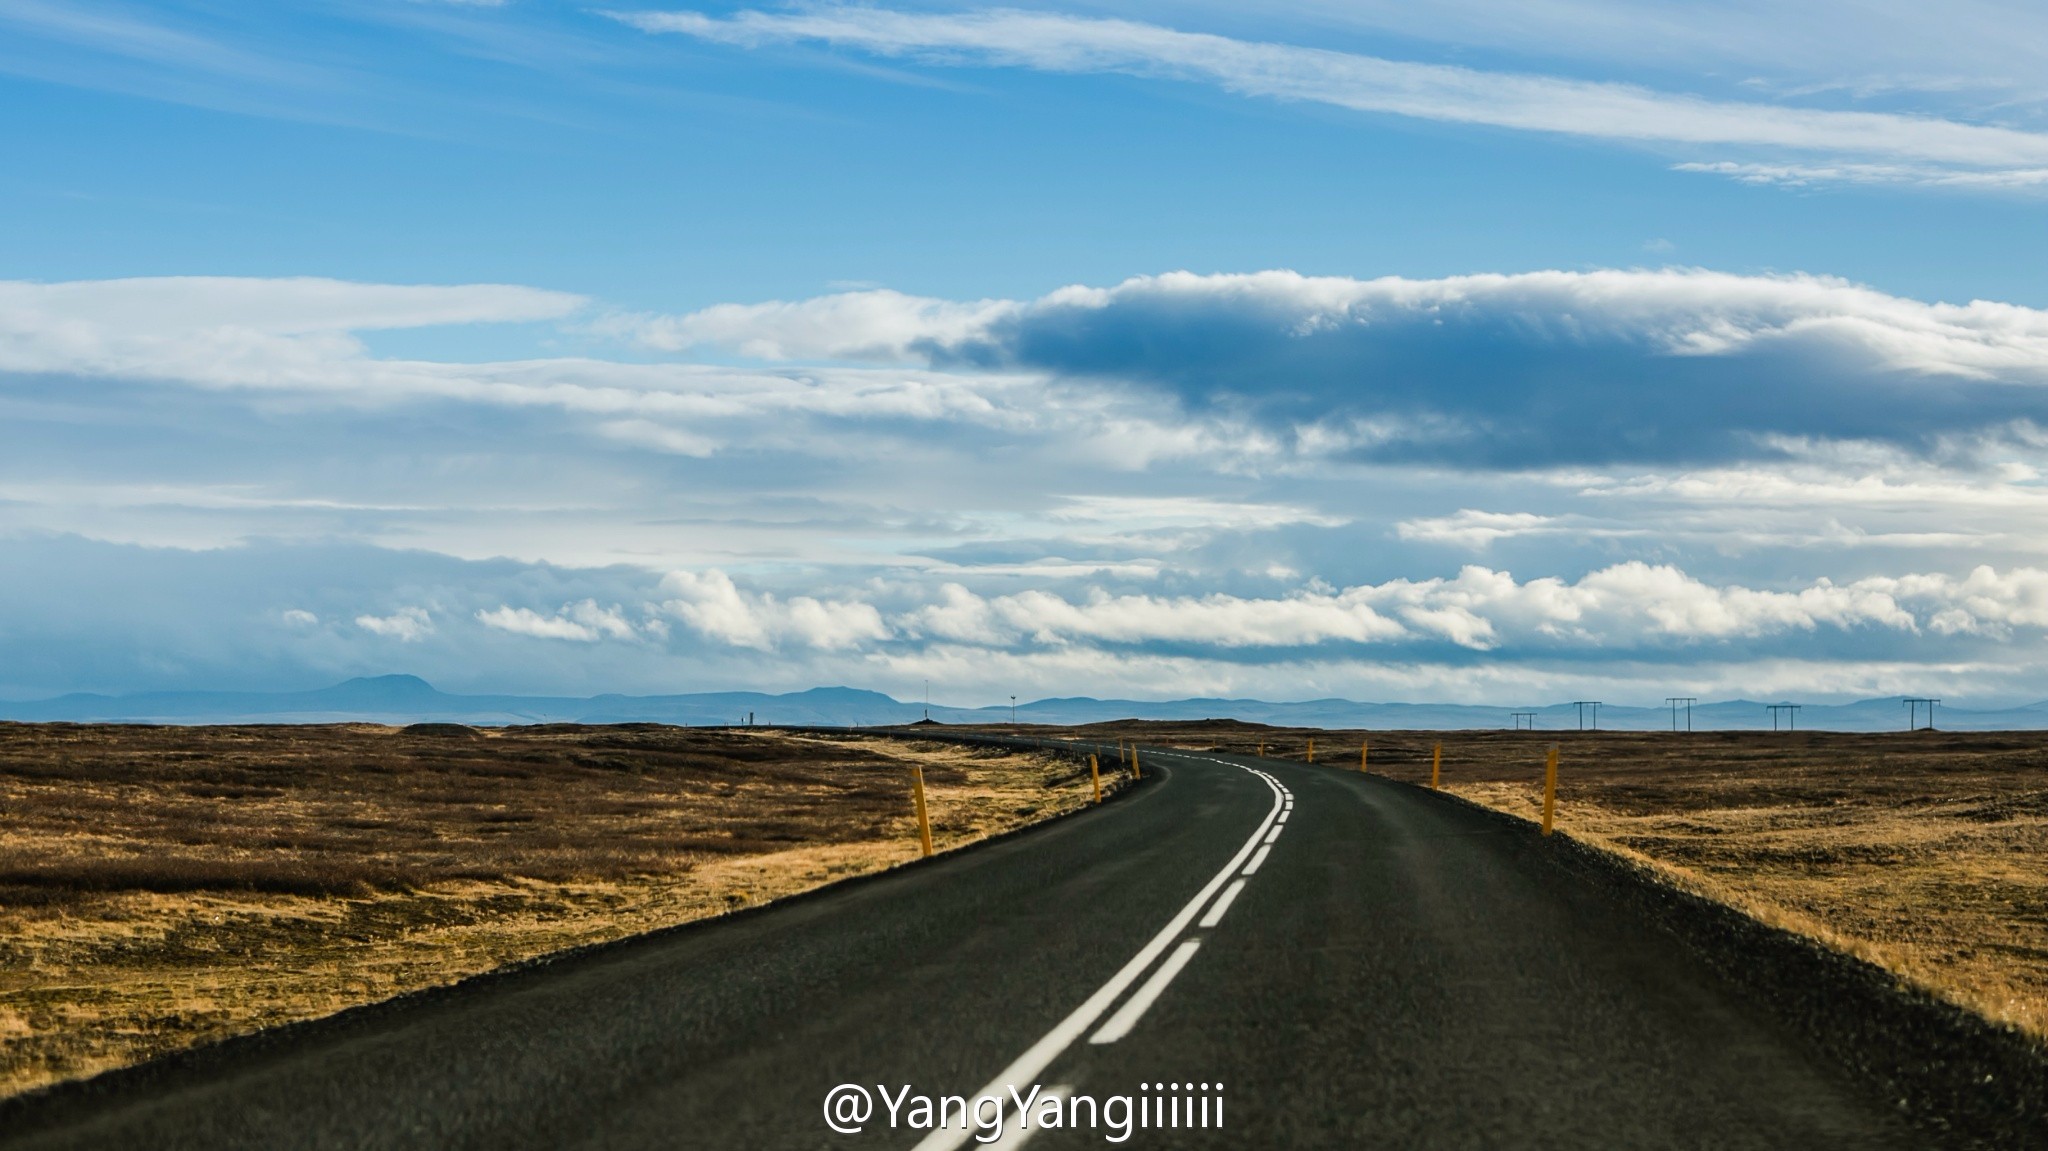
920, 558, 1168, 580
663, 561, 2027, 655
354, 606, 433, 641
0, 275, 581, 340
1872, 566, 2048, 636
1579, 464, 2048, 514
608, 288, 1013, 360
617, 6, 2048, 186
1674, 160, 2048, 189
659, 569, 889, 650
1167, 1, 2048, 108
280, 608, 319, 627
1047, 494, 1348, 531
1397, 510, 1563, 548
476, 600, 645, 642
904, 582, 1411, 647
596, 418, 719, 457
0, 276, 1070, 445
0, 276, 590, 404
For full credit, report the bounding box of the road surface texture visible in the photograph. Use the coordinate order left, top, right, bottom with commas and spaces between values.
2, 745, 1940, 1149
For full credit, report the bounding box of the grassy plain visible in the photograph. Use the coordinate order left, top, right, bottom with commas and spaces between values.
1034, 722, 2048, 1041
0, 723, 1107, 1098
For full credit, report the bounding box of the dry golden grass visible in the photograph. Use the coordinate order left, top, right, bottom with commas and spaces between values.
0, 723, 1113, 1099
1045, 722, 2048, 1042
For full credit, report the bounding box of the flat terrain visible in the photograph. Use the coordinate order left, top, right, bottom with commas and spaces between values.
0, 746, 1931, 1149
1035, 722, 2048, 1041
0, 723, 1108, 1098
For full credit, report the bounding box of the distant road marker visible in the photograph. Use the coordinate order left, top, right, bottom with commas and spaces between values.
1542, 745, 1559, 836
912, 765, 935, 858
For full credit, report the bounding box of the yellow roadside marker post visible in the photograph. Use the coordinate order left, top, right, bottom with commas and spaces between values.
1542, 745, 1559, 836
1130, 747, 1142, 780
912, 765, 936, 857
1359, 739, 1369, 773
1257, 740, 1265, 758
1307, 737, 1315, 765
1431, 742, 1442, 790
1090, 754, 1103, 804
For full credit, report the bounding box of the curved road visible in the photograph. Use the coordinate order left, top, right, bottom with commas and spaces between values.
1, 746, 1921, 1149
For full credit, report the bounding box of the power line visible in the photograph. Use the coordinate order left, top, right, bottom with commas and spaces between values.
1903, 697, 1940, 731
1767, 703, 1802, 732
1511, 710, 1538, 730
1571, 701, 1603, 731
1666, 696, 1697, 732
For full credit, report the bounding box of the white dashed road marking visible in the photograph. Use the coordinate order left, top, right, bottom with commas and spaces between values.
909, 749, 1289, 1151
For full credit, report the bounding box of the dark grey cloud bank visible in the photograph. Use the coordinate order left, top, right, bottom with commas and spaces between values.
657, 269, 2048, 467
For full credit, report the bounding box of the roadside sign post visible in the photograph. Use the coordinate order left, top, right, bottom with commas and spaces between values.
911, 765, 935, 858
1542, 746, 1559, 837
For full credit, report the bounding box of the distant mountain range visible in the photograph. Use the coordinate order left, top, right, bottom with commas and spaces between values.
3, 675, 2046, 732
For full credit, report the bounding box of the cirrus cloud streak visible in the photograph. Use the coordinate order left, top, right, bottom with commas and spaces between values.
613, 5, 2048, 187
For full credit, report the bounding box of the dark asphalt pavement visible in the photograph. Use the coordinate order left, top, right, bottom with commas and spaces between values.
0, 746, 1925, 1149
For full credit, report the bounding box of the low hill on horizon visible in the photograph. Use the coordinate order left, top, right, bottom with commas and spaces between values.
3, 676, 2045, 732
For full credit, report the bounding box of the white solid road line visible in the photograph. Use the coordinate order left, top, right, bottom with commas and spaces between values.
1197, 878, 1246, 929
1242, 844, 1272, 875
1088, 939, 1203, 1044
908, 751, 1284, 1151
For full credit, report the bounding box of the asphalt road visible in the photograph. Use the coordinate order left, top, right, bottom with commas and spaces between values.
1, 745, 1925, 1149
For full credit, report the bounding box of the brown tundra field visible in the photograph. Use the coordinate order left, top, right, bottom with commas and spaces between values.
0, 723, 1113, 1098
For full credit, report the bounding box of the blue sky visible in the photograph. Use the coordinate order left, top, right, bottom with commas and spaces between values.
8, 1, 2048, 706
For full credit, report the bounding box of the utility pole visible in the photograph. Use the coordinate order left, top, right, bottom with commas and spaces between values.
1571, 701, 1602, 731
1010, 695, 1017, 724
1512, 711, 1538, 730
1767, 703, 1801, 731
1904, 697, 1940, 731
1666, 697, 1696, 732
